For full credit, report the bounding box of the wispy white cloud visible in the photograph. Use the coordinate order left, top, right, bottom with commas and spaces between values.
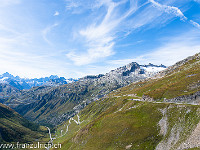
0, 35, 62, 78
66, 0, 120, 65
108, 30, 200, 66
117, 40, 144, 48
0, 1, 74, 78
0, 24, 20, 35
54, 11, 59, 16
149, 0, 200, 30
0, 51, 65, 78
66, 0, 151, 66
0, 33, 71, 78
194, 0, 200, 3
65, 0, 99, 14
148, 0, 187, 21
65, 0, 80, 10
66, 42, 115, 65
1, 0, 198, 79
66, 0, 198, 66
42, 23, 58, 45
190, 20, 200, 29
0, 0, 21, 7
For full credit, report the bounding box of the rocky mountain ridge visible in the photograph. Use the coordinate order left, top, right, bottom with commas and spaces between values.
81, 62, 166, 81
0, 73, 78, 104
113, 52, 200, 104
7, 62, 166, 125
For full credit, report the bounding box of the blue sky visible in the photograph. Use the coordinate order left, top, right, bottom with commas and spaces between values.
0, 0, 200, 78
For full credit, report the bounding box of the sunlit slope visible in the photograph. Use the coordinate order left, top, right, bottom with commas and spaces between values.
52, 96, 200, 150
51, 53, 200, 150
115, 53, 200, 102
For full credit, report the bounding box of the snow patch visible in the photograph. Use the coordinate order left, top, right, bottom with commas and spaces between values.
140, 66, 166, 73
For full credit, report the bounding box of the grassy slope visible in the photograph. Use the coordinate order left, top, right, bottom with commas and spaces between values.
50, 53, 200, 150
14, 79, 117, 126
0, 103, 46, 143
52, 96, 200, 150
114, 53, 200, 100
14, 83, 91, 126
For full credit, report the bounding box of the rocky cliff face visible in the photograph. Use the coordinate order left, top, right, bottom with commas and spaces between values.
163, 91, 200, 104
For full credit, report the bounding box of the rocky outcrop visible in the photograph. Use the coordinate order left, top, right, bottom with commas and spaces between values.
156, 105, 200, 150
163, 91, 200, 105
178, 120, 200, 149
141, 95, 154, 102
140, 91, 200, 105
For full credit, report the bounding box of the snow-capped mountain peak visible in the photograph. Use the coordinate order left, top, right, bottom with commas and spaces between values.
0, 73, 77, 90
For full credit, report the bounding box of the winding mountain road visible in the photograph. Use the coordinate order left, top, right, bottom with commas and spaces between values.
46, 113, 82, 150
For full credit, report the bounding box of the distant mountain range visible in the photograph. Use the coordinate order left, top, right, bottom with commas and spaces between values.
0, 72, 78, 90
3, 62, 166, 125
